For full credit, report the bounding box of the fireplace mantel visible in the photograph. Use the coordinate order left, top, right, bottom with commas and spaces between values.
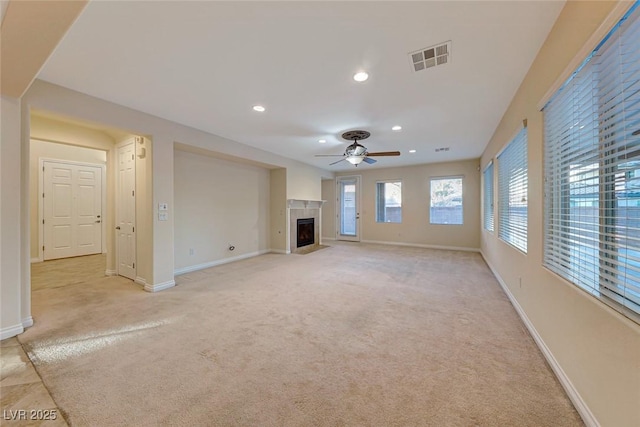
287, 199, 325, 209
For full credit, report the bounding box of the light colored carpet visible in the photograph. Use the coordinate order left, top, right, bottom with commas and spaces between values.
19, 243, 582, 426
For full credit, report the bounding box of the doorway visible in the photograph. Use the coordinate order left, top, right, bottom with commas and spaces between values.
30, 136, 109, 292
337, 176, 361, 242
116, 140, 136, 280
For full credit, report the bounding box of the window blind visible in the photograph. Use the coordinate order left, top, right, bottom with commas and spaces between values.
483, 162, 494, 231
543, 3, 640, 318
498, 128, 528, 252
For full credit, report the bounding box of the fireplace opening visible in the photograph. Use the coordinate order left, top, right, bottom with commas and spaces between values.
297, 218, 315, 248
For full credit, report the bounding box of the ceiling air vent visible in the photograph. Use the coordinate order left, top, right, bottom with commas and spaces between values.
435, 147, 450, 153
409, 41, 451, 73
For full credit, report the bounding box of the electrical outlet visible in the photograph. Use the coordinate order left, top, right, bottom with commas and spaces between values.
189, 248, 194, 256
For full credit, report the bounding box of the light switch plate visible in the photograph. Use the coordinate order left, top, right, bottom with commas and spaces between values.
159, 203, 168, 211
159, 212, 168, 221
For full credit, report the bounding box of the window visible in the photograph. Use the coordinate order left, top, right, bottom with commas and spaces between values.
376, 181, 402, 223
483, 162, 494, 231
430, 177, 463, 225
543, 3, 640, 319
498, 128, 528, 252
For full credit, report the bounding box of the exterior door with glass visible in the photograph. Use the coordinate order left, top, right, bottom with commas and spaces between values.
337, 176, 360, 241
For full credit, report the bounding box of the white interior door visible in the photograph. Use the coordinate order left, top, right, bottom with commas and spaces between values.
43, 161, 102, 260
117, 142, 136, 280
337, 176, 361, 242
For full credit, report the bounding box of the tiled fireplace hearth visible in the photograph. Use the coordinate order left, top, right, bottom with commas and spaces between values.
287, 199, 325, 254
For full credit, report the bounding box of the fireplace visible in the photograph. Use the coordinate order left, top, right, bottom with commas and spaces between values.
287, 199, 324, 254
297, 218, 315, 248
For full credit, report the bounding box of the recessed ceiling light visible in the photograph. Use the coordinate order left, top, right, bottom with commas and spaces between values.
353, 72, 369, 82
318, 139, 326, 144
392, 125, 402, 131
409, 149, 416, 153
252, 105, 265, 112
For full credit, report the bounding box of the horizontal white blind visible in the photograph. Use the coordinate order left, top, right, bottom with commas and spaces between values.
543, 3, 640, 318
498, 129, 528, 252
484, 162, 494, 231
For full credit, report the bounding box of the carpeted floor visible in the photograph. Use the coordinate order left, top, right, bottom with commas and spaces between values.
19, 242, 583, 426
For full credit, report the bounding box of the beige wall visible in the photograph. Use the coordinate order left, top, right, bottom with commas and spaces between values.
270, 168, 287, 253
328, 159, 480, 250
174, 150, 271, 270
321, 179, 336, 240
1, 95, 24, 338
30, 115, 115, 150
286, 162, 325, 201
481, 2, 640, 427
29, 140, 107, 260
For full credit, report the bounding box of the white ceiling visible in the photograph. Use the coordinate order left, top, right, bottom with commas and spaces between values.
38, 1, 565, 171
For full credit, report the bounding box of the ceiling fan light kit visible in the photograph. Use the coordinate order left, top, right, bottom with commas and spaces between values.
315, 130, 401, 167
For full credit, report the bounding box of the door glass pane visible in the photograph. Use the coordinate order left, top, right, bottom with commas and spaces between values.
340, 181, 356, 235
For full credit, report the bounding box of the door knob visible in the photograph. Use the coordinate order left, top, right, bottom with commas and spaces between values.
116, 226, 121, 230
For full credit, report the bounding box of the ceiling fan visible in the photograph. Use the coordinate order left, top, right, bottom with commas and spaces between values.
315, 130, 401, 166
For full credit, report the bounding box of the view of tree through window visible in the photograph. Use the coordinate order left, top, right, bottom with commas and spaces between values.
376, 181, 402, 223
430, 177, 463, 225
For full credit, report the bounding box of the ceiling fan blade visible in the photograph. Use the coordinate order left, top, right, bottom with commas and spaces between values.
315, 154, 346, 157
362, 157, 377, 164
329, 158, 347, 165
366, 151, 401, 157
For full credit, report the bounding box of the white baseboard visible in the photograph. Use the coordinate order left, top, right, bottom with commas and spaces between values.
174, 249, 271, 275
1, 324, 24, 340
134, 276, 147, 287
270, 249, 290, 254
321, 237, 336, 241
144, 280, 175, 293
30, 257, 42, 263
480, 252, 599, 427
361, 239, 480, 252
22, 316, 33, 329
105, 269, 117, 276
